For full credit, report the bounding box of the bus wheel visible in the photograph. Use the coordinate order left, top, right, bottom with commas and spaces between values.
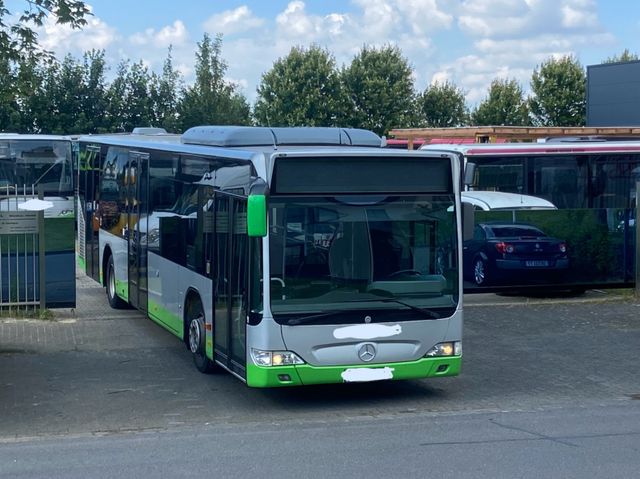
187, 300, 215, 374
106, 255, 127, 309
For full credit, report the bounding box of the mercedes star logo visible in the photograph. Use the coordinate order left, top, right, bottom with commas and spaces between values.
358, 343, 377, 362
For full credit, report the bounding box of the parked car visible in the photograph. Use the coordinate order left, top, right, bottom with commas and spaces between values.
464, 222, 569, 286
461, 191, 557, 211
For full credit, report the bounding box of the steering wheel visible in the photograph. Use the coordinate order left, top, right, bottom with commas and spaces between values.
388, 269, 422, 278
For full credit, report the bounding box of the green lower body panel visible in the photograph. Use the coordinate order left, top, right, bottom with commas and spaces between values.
246, 356, 462, 388
148, 299, 182, 338
76, 255, 86, 274
116, 279, 128, 302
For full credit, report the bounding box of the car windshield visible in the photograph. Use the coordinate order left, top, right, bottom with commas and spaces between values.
268, 195, 458, 325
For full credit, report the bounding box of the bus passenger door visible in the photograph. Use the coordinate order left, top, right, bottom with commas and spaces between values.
83, 145, 101, 283
127, 151, 149, 312
213, 194, 248, 377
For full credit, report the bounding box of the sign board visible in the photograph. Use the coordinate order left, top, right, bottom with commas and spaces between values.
0, 211, 39, 234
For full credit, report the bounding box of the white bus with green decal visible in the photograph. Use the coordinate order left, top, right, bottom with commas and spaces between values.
77, 126, 463, 387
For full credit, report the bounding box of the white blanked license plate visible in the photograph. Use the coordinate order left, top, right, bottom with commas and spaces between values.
341, 367, 395, 383
525, 260, 549, 267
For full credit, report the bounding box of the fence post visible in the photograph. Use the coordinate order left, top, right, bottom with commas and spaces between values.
37, 185, 46, 310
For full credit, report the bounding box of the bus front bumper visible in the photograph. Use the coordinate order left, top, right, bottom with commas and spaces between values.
246, 356, 462, 388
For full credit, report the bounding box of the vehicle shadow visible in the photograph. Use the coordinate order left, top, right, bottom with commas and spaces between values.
251, 378, 455, 413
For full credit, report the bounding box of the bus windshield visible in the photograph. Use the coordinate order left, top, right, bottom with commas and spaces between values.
268, 194, 458, 325
0, 140, 73, 196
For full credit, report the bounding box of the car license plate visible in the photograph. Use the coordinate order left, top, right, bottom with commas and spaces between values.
526, 260, 549, 267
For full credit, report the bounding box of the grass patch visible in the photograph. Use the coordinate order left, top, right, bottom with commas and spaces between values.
0, 307, 55, 320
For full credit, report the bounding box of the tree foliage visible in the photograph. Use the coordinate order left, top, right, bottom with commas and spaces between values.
103, 60, 156, 132
416, 81, 467, 127
254, 45, 343, 127
0, 54, 20, 131
603, 49, 639, 64
0, 0, 90, 61
340, 45, 417, 135
149, 47, 182, 132
529, 55, 586, 126
178, 33, 250, 130
471, 78, 529, 126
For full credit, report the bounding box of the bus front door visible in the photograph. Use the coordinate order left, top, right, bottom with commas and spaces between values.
83, 145, 101, 283
127, 152, 149, 312
213, 194, 248, 378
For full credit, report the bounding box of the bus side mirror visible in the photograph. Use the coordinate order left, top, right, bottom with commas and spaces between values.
464, 162, 477, 187
247, 194, 267, 237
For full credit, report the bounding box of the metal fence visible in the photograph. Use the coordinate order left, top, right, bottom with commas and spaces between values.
0, 185, 45, 312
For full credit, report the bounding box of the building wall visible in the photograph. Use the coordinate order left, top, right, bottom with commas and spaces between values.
587, 61, 640, 127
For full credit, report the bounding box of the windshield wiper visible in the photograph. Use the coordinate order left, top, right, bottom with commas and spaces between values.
287, 311, 346, 326
346, 298, 442, 319
285, 298, 441, 326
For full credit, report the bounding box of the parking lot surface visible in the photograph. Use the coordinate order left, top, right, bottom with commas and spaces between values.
1, 273, 639, 439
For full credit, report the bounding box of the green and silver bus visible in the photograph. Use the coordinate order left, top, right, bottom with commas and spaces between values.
77, 126, 463, 387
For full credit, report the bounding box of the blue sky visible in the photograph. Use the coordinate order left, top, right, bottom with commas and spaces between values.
12, 0, 640, 105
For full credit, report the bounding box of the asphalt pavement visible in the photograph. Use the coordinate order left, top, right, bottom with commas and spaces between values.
1, 272, 639, 438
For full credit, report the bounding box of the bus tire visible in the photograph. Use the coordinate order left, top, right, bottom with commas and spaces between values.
187, 299, 215, 374
106, 255, 127, 309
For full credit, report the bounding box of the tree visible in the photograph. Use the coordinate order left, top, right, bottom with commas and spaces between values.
529, 55, 586, 126
340, 45, 417, 135
178, 33, 250, 129
123, 61, 153, 130
603, 49, 639, 64
103, 60, 154, 132
416, 81, 467, 127
471, 78, 529, 126
45, 54, 90, 133
12, 55, 49, 132
0, 54, 19, 131
82, 49, 109, 133
149, 46, 183, 133
0, 0, 90, 62
104, 61, 132, 132
254, 45, 343, 127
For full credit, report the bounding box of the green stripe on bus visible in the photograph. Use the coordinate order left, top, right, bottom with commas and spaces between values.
76, 255, 86, 273
246, 356, 462, 388
148, 299, 183, 338
116, 280, 128, 302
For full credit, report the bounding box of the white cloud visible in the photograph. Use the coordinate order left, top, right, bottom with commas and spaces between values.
38, 9, 118, 54
457, 0, 600, 38
561, 5, 597, 28
129, 20, 189, 48
203, 6, 264, 35
33, 0, 617, 112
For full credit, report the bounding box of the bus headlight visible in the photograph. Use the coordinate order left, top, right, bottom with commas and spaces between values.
251, 348, 305, 367
425, 341, 462, 357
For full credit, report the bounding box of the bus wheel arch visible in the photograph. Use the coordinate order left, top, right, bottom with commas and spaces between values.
102, 246, 113, 287
184, 290, 215, 374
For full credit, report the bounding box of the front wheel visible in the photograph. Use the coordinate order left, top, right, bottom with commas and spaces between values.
106, 255, 127, 309
187, 300, 215, 374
